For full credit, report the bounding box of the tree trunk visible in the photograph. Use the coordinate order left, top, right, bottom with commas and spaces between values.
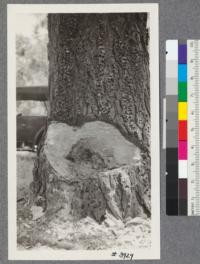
32, 13, 150, 223
48, 13, 150, 152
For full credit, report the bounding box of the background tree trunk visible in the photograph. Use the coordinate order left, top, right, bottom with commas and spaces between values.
32, 13, 151, 222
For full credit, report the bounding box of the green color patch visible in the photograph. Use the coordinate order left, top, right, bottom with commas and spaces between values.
178, 82, 187, 102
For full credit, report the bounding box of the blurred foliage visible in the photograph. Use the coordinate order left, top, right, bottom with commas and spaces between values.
16, 14, 48, 86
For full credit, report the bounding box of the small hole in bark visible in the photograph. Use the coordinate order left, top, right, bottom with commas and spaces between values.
65, 155, 75, 162
100, 215, 106, 223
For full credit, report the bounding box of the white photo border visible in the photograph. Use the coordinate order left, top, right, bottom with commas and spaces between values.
7, 3, 160, 260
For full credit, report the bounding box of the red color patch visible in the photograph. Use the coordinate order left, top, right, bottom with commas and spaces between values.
178, 121, 187, 141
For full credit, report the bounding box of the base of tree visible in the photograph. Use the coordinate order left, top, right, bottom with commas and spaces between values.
31, 121, 150, 223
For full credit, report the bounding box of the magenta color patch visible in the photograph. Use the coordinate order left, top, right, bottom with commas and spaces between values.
178, 141, 187, 160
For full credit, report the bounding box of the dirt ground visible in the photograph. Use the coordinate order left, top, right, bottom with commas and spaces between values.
17, 151, 151, 251
17, 151, 35, 197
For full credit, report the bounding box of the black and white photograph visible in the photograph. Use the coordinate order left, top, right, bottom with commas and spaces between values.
8, 4, 160, 260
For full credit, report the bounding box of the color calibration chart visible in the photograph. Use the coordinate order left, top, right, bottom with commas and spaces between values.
166, 40, 200, 216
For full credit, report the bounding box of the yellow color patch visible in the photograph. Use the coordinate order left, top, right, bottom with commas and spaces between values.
178, 102, 187, 120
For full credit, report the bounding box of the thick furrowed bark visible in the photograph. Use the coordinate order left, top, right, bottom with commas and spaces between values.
31, 14, 151, 222
48, 13, 150, 153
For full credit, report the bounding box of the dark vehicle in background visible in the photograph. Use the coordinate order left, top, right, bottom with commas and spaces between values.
17, 115, 46, 150
17, 86, 48, 151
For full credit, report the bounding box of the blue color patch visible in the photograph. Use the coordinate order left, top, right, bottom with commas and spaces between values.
178, 64, 187, 82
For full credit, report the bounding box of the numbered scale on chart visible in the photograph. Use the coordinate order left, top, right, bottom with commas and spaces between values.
188, 40, 200, 216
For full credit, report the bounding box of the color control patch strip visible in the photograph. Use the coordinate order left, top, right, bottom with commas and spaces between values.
166, 40, 178, 215
178, 44, 187, 215
166, 40, 200, 216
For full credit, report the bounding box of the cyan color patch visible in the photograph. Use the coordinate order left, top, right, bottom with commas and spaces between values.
178, 64, 187, 82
